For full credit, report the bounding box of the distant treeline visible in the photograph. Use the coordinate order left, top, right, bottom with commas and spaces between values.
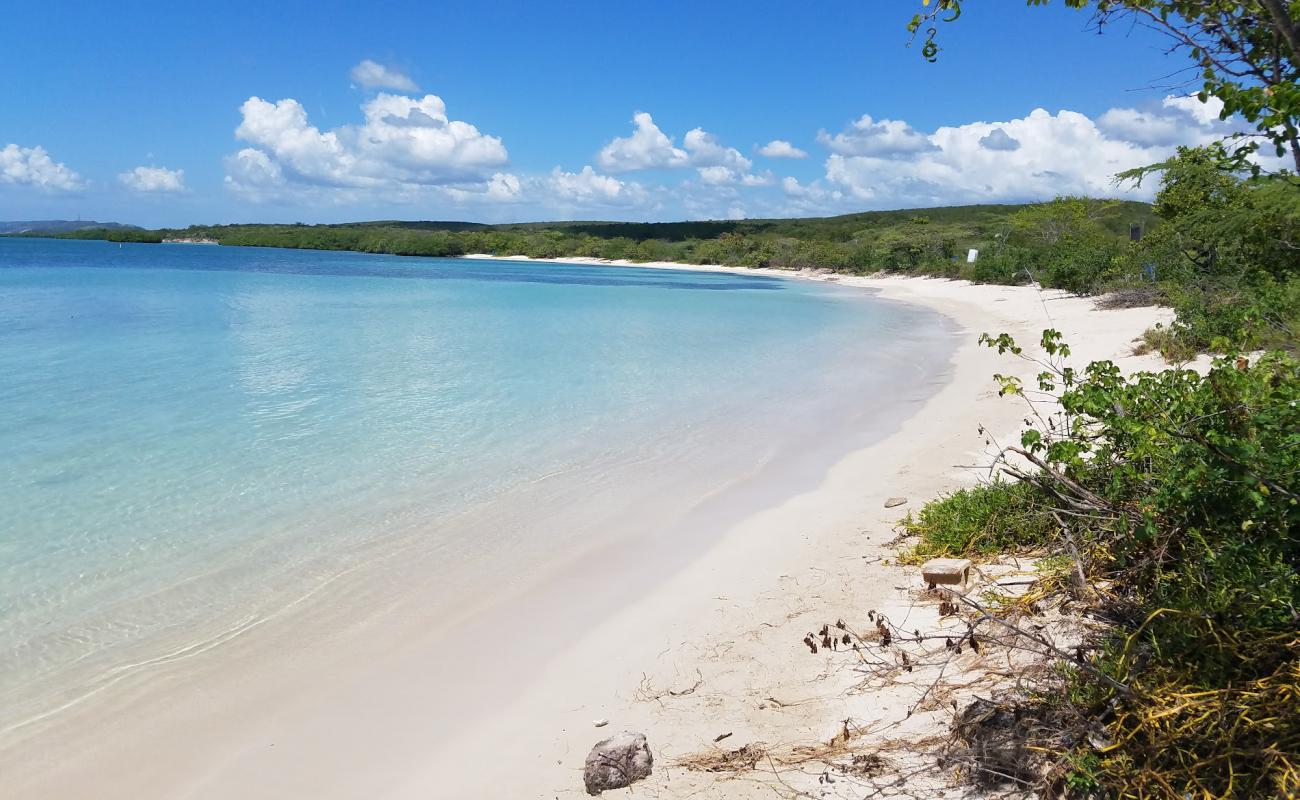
35, 200, 1157, 295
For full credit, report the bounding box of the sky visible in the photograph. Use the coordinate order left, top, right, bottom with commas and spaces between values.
0, 0, 1257, 227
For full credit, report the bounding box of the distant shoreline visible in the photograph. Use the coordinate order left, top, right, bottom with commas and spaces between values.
462, 251, 865, 284
160, 236, 219, 245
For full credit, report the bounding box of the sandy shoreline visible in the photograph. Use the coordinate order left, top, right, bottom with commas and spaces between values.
425, 257, 1175, 798
8, 257, 1172, 799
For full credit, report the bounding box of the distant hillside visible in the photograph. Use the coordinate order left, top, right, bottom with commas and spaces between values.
497, 202, 1155, 241
23, 199, 1157, 291
348, 219, 493, 232
0, 220, 141, 235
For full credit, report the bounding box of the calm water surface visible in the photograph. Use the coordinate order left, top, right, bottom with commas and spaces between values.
0, 238, 954, 736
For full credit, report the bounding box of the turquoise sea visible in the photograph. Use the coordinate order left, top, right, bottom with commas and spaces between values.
0, 238, 955, 739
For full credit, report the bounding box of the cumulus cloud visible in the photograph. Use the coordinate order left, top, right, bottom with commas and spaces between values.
596, 112, 762, 188
225, 92, 508, 199
119, 165, 186, 192
817, 114, 937, 157
349, 59, 419, 92
696, 165, 738, 185
1096, 107, 1189, 147
682, 127, 753, 183
486, 172, 521, 200
978, 128, 1020, 152
758, 139, 808, 159
224, 148, 284, 193
1097, 94, 1231, 147
1163, 94, 1226, 126
596, 112, 689, 172
750, 95, 1270, 219
440, 165, 650, 211
821, 107, 1182, 208
547, 165, 640, 202
781, 176, 841, 201
1, 144, 84, 191
214, 87, 1261, 220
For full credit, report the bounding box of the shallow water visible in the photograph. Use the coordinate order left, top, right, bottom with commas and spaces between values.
0, 238, 955, 738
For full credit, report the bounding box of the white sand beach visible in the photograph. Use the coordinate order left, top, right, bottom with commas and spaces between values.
8, 262, 1173, 799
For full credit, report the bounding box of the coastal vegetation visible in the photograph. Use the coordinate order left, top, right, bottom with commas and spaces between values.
31, 199, 1154, 284
900, 480, 1056, 560
905, 331, 1300, 797
896, 4, 1300, 795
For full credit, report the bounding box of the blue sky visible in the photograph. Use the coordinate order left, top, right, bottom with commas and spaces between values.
0, 1, 1244, 227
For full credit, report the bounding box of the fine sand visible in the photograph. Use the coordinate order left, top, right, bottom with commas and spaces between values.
7, 260, 1173, 799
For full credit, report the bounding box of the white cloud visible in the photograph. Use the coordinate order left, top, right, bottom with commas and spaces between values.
547, 165, 634, 202
780, 176, 840, 201
596, 112, 689, 172
817, 115, 936, 157
486, 172, 521, 200
214, 89, 1264, 220
225, 92, 508, 199
757, 139, 808, 159
0, 144, 84, 191
774, 95, 1269, 215
349, 59, 419, 92
1162, 94, 1226, 126
683, 127, 752, 184
695, 166, 736, 185
440, 166, 650, 210
224, 147, 284, 192
1097, 94, 1231, 147
596, 112, 762, 188
683, 128, 751, 171
822, 107, 1176, 208
1096, 108, 1190, 147
356, 93, 508, 176
119, 165, 186, 192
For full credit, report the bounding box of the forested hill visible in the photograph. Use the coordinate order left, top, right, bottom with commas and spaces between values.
0, 219, 140, 235
20, 200, 1156, 290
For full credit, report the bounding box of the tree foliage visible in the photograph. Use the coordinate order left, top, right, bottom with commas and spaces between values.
1131, 146, 1300, 354
915, 329, 1300, 795
24, 200, 1155, 284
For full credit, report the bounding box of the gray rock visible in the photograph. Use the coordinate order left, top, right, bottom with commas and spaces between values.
583, 731, 652, 795
884, 496, 908, 508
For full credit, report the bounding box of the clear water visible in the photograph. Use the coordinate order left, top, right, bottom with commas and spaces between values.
0, 238, 954, 737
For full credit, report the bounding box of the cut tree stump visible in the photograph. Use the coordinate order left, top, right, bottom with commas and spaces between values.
921, 558, 972, 588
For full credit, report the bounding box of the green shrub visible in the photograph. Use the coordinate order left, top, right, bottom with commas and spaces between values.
969, 247, 1031, 285
1141, 275, 1300, 358
981, 329, 1300, 798
901, 479, 1056, 561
